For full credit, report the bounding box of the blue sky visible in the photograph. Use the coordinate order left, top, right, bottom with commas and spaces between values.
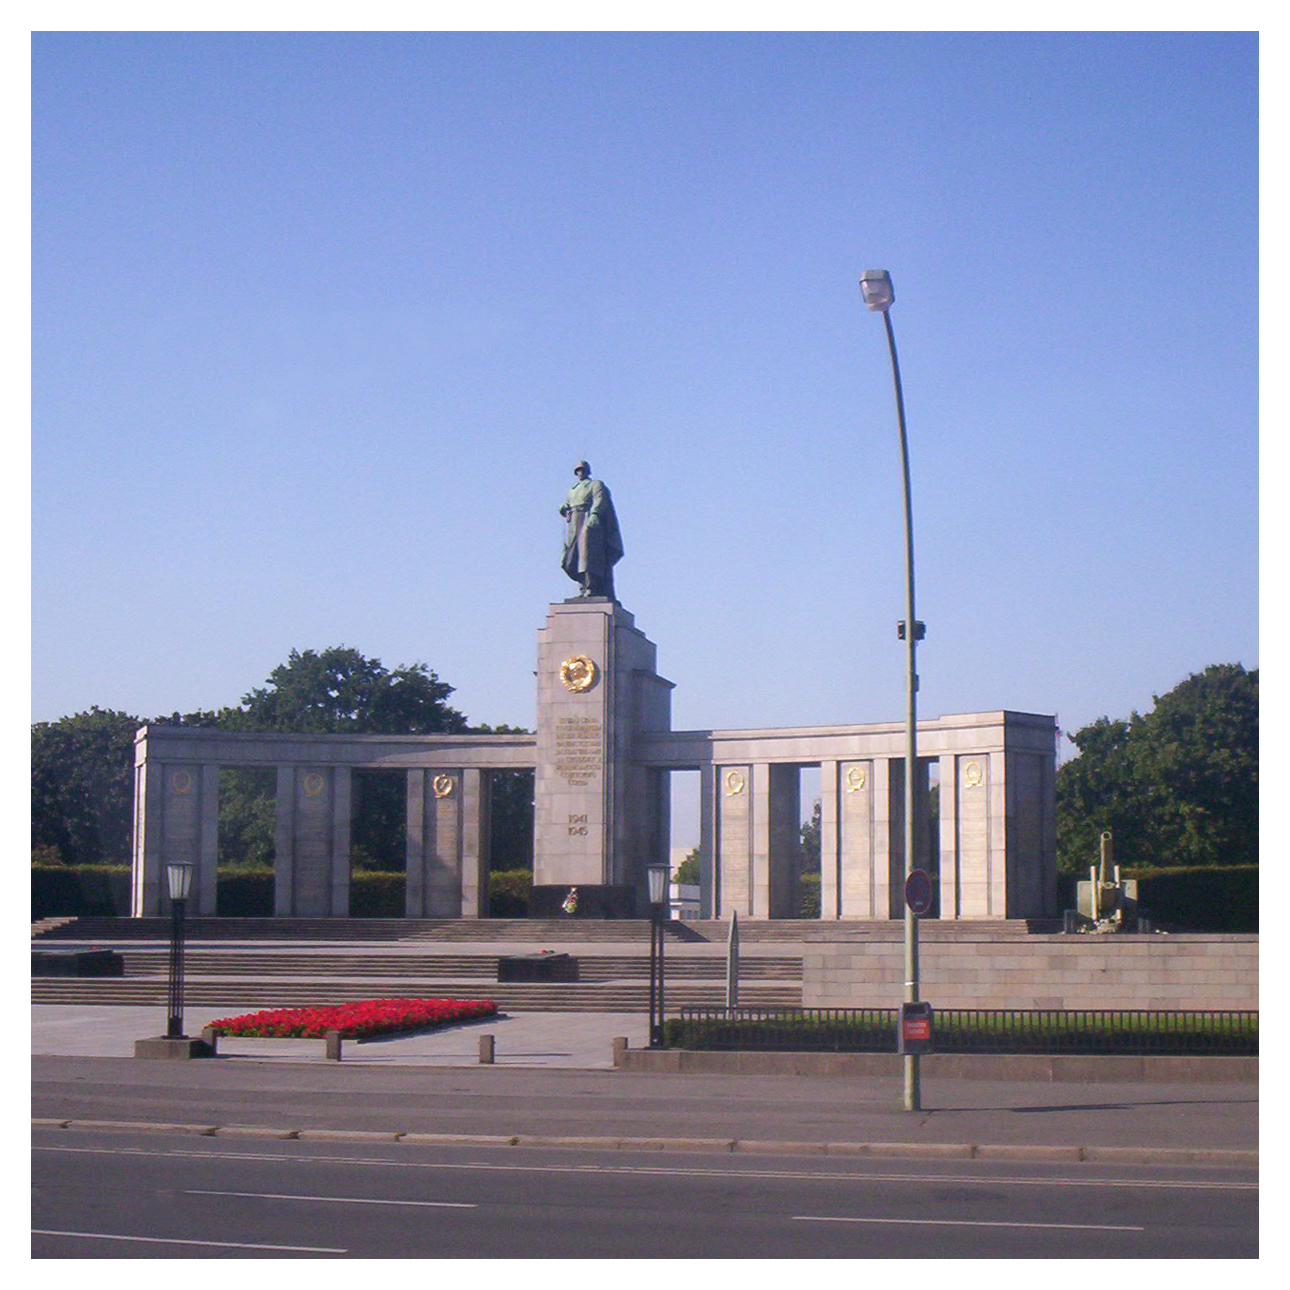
31, 31, 1259, 783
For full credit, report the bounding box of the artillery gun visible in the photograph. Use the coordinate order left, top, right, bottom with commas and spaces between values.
1067, 831, 1144, 933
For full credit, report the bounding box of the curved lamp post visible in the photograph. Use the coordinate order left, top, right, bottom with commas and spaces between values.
165, 862, 194, 1039
860, 269, 923, 1112
646, 863, 669, 1048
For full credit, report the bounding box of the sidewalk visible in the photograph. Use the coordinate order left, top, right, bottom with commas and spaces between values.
32, 1003, 1258, 1165
32, 1002, 646, 1067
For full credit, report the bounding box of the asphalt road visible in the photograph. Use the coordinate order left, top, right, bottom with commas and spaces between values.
31, 1126, 1257, 1259
31, 1006, 1261, 1260
31, 1054, 1258, 1158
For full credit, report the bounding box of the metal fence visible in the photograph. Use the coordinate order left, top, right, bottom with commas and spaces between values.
671, 1007, 1258, 1057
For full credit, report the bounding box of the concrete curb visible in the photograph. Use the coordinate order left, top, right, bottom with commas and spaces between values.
615, 1050, 1259, 1084
31, 1119, 1257, 1168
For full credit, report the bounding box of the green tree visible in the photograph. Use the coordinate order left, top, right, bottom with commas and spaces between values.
226, 646, 468, 735
798, 801, 823, 918
34, 648, 478, 876
31, 707, 141, 865
799, 800, 821, 873
216, 768, 276, 868
673, 848, 701, 885
1056, 664, 1257, 874
218, 647, 470, 872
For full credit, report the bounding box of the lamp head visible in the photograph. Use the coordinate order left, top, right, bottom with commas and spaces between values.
646, 864, 668, 907
860, 269, 895, 312
166, 862, 194, 903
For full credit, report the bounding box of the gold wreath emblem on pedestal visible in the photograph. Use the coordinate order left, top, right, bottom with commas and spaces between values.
559, 655, 599, 692
724, 770, 746, 796
432, 774, 456, 799
845, 765, 868, 792
963, 761, 984, 788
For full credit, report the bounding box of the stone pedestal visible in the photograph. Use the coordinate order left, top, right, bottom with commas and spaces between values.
134, 1036, 215, 1060
533, 600, 673, 905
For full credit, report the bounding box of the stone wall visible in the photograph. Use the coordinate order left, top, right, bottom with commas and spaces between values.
803, 934, 1258, 1011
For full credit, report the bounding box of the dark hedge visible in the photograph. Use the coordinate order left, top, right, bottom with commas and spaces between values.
32, 865, 530, 920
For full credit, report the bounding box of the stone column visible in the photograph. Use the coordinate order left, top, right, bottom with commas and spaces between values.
749, 762, 771, 918
870, 758, 893, 918
955, 753, 993, 916
716, 764, 753, 916
460, 768, 490, 918
406, 769, 468, 918
818, 761, 840, 920
987, 751, 1007, 916
130, 762, 220, 917
273, 766, 351, 917
273, 766, 295, 916
197, 763, 219, 916
405, 768, 428, 916
129, 753, 153, 918
698, 762, 717, 919
838, 760, 875, 917
331, 767, 352, 916
131, 753, 163, 916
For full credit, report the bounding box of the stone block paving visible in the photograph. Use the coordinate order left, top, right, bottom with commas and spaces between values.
32, 1002, 648, 1067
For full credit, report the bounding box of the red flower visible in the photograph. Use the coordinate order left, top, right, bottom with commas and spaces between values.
207, 998, 498, 1040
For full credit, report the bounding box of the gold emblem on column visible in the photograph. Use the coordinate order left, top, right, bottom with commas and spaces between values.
170, 771, 192, 795
963, 761, 984, 788
845, 766, 868, 792
303, 772, 326, 797
559, 655, 599, 692
724, 770, 746, 795
432, 774, 456, 799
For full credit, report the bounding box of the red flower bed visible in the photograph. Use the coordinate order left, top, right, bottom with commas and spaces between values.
207, 997, 498, 1040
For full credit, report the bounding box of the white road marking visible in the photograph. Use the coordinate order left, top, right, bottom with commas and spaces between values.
794, 1215, 1144, 1232
31, 1228, 346, 1253
186, 1188, 474, 1208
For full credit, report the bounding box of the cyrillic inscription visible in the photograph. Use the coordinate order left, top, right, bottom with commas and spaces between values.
556, 716, 602, 786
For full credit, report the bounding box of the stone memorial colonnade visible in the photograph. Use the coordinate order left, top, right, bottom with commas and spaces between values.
132, 618, 1056, 922
640, 711, 1057, 921
131, 727, 535, 918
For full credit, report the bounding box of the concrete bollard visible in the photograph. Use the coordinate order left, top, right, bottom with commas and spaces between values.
611, 1036, 628, 1066
479, 1034, 496, 1064
325, 1030, 343, 1061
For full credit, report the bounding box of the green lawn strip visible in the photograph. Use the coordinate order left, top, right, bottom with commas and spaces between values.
664, 1010, 1257, 1056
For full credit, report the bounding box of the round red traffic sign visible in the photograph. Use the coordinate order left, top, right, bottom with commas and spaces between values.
904, 868, 933, 915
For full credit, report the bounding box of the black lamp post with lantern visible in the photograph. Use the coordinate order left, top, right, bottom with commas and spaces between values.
646, 863, 669, 1048
165, 862, 194, 1039
135, 860, 210, 1058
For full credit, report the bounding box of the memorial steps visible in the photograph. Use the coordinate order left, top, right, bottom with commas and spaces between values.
32, 916, 1059, 1011
31, 916, 1060, 943
30, 943, 805, 1011
38, 947, 803, 982
29, 979, 803, 1010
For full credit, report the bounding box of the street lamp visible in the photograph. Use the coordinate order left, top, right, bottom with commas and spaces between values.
165, 862, 194, 1040
646, 863, 669, 1048
860, 269, 923, 1112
